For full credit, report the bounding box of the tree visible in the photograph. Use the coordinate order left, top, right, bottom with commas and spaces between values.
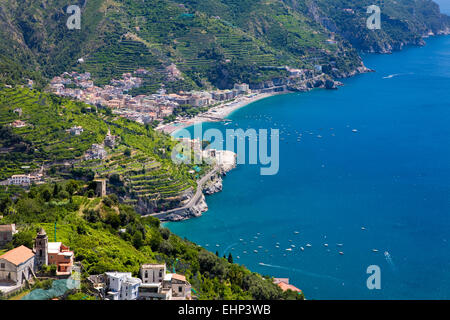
228, 253, 233, 264
105, 212, 120, 229
132, 231, 143, 249
160, 227, 170, 240
66, 180, 78, 196
12, 230, 35, 249
52, 184, 60, 197
41, 189, 52, 202
124, 148, 131, 157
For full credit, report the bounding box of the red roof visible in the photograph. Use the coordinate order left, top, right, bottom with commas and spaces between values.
0, 245, 34, 266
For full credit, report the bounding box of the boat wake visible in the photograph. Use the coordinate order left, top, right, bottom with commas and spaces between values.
384, 251, 397, 272
223, 242, 238, 254
383, 72, 413, 79
383, 73, 400, 79
258, 262, 343, 283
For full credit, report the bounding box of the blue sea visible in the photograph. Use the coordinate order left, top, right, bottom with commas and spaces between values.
167, 35, 450, 299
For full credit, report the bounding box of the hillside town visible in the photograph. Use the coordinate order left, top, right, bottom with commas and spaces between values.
48, 64, 335, 131
49, 70, 252, 126
1, 224, 301, 300
0, 226, 193, 300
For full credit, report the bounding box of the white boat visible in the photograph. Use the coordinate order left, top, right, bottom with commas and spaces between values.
352, 129, 358, 133
253, 250, 258, 253
300, 247, 305, 251
372, 249, 379, 252
306, 244, 312, 247
286, 248, 292, 251
324, 244, 329, 247
339, 251, 344, 255
337, 243, 343, 247
294, 231, 300, 234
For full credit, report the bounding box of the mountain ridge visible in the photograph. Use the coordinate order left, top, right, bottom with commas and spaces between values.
1, 0, 448, 90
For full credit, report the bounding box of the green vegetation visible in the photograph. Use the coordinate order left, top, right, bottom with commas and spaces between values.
0, 87, 199, 213
313, 0, 450, 52
2, 0, 446, 90
0, 182, 304, 300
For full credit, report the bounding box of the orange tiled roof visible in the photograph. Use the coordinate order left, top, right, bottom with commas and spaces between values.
277, 281, 302, 293
0, 245, 35, 266
172, 274, 187, 282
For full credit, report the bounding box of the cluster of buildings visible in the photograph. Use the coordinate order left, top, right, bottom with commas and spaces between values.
88, 263, 191, 300
1, 225, 192, 299
50, 69, 251, 125
0, 227, 74, 295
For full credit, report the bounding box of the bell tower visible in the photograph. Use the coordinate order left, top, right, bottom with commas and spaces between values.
34, 228, 48, 267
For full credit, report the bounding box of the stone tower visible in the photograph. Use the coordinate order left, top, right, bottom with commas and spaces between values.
34, 228, 48, 267
94, 179, 106, 197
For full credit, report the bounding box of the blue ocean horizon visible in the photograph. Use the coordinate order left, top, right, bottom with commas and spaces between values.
167, 35, 450, 299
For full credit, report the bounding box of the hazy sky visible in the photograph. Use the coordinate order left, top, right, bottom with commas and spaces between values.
434, 0, 450, 14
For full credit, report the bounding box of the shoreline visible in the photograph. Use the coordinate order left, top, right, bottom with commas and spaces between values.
156, 91, 290, 135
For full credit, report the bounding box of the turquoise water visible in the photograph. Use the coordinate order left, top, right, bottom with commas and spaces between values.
167, 35, 450, 299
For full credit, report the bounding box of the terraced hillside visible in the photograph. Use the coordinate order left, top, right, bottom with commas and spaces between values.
3, 0, 447, 91
0, 87, 198, 213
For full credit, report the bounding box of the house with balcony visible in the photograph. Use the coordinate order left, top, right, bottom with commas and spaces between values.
47, 242, 74, 276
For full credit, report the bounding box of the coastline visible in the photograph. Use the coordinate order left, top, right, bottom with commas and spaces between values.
165, 34, 450, 299
157, 91, 289, 135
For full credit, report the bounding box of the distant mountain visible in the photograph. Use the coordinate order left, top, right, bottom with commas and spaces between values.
0, 0, 448, 90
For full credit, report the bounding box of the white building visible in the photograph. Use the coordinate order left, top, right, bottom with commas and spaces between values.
85, 144, 107, 160
233, 83, 250, 94
0, 246, 35, 291
105, 272, 141, 300
7, 174, 40, 186
69, 126, 84, 135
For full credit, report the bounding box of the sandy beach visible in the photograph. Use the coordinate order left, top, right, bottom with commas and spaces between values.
157, 91, 286, 135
